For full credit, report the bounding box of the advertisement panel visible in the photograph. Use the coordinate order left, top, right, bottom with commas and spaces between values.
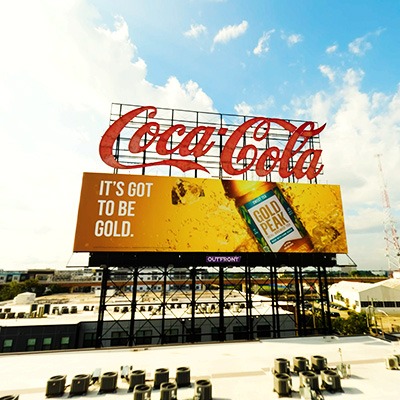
73, 172, 347, 254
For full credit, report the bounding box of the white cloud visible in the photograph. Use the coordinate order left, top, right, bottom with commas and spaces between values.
348, 36, 372, 56
349, 28, 385, 56
213, 20, 248, 47
184, 24, 207, 38
253, 29, 275, 56
319, 65, 335, 82
0, 0, 215, 269
287, 33, 303, 46
234, 102, 253, 116
326, 44, 338, 54
292, 69, 400, 269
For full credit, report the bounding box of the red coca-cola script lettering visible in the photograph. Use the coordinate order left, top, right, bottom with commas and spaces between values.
99, 105, 326, 179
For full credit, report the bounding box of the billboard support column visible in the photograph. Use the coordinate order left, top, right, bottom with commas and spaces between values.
160, 265, 168, 344
128, 266, 139, 346
245, 265, 253, 340
293, 265, 302, 336
190, 266, 196, 343
218, 266, 225, 342
321, 264, 333, 334
271, 264, 280, 338
96, 265, 109, 348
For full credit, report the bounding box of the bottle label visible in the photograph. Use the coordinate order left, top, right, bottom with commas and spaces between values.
239, 188, 305, 252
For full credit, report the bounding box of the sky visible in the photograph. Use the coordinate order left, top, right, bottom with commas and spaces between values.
1, 0, 400, 271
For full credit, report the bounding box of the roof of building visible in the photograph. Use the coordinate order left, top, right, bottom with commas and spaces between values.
0, 291, 290, 328
329, 280, 373, 292
1, 335, 400, 399
371, 278, 400, 291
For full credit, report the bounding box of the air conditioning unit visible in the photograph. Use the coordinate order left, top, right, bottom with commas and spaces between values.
70, 374, 90, 396
128, 370, 146, 392
175, 366, 191, 388
274, 358, 290, 374
99, 371, 118, 393
293, 356, 309, 374
160, 382, 177, 400
273, 373, 291, 397
310, 355, 327, 373
154, 368, 169, 389
385, 356, 399, 370
194, 379, 212, 400
45, 375, 66, 397
321, 369, 343, 393
133, 384, 152, 400
299, 370, 319, 391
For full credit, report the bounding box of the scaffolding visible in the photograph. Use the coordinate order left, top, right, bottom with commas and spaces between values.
90, 252, 336, 348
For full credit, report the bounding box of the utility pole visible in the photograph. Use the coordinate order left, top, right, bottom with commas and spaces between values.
376, 154, 400, 274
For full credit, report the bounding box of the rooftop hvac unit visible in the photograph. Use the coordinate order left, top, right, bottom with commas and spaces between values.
37, 306, 44, 318
393, 354, 400, 363
133, 383, 152, 400
0, 395, 19, 400
273, 373, 291, 397
299, 370, 319, 391
176, 366, 191, 388
310, 355, 327, 373
274, 358, 290, 374
99, 371, 118, 394
45, 375, 66, 397
128, 370, 146, 392
385, 356, 399, 370
160, 382, 178, 400
70, 374, 90, 396
154, 368, 169, 389
321, 369, 343, 393
293, 356, 309, 374
194, 379, 212, 400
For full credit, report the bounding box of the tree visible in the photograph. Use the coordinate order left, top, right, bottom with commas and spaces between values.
0, 281, 23, 301
332, 311, 369, 335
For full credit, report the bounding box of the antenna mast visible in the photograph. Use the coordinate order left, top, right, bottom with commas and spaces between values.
376, 154, 400, 272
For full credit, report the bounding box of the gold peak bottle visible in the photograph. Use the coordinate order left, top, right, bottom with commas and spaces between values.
222, 179, 313, 253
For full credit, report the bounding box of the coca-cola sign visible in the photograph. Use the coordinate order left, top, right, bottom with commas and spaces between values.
100, 105, 325, 180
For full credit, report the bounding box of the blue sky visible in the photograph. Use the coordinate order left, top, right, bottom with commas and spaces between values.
1, 0, 400, 270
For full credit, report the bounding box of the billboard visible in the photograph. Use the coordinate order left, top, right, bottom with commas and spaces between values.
73, 172, 347, 254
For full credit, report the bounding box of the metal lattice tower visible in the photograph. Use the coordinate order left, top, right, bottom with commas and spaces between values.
376, 154, 400, 272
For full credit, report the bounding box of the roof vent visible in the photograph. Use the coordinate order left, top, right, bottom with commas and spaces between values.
128, 370, 146, 392
99, 371, 118, 394
175, 366, 191, 388
45, 375, 66, 397
160, 382, 178, 400
133, 383, 152, 400
154, 368, 169, 390
69, 374, 90, 397
194, 379, 212, 400
273, 373, 291, 397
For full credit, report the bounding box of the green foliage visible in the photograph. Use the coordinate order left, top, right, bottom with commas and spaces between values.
0, 278, 47, 301
332, 311, 369, 335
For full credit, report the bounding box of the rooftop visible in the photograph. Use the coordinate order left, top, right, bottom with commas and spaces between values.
1, 335, 400, 399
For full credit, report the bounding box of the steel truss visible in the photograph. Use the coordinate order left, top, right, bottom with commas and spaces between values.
90, 253, 335, 348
